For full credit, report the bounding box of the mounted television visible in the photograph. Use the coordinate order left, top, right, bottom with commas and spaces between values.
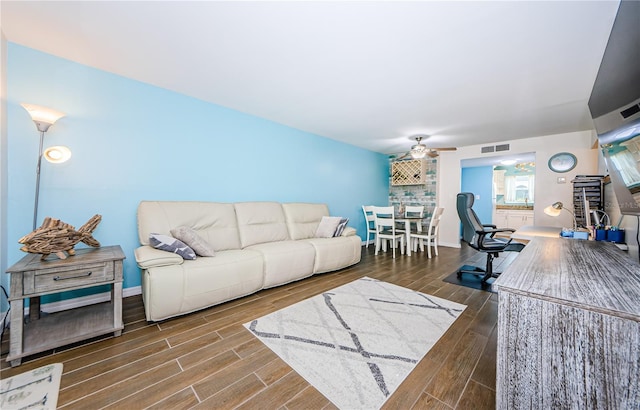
589, 0, 640, 216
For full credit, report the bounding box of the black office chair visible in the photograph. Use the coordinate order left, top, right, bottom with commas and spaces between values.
456, 192, 525, 283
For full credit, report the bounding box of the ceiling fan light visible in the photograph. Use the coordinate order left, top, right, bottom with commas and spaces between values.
410, 144, 427, 159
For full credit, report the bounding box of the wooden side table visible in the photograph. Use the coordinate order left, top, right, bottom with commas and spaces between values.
6, 245, 125, 367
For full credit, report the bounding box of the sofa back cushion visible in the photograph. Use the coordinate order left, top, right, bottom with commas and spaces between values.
234, 202, 290, 248
282, 203, 330, 240
137, 201, 241, 251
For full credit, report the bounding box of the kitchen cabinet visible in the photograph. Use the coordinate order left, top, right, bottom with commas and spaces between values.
493, 169, 506, 196
494, 209, 534, 231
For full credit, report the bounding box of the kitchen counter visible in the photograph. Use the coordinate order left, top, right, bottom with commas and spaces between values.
495, 204, 533, 210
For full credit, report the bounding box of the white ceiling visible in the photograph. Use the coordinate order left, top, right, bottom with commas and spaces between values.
1, 1, 620, 154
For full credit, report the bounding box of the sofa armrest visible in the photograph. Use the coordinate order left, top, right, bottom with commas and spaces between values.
134, 245, 184, 269
341, 227, 357, 237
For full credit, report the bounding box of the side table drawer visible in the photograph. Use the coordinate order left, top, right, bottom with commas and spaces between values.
28, 262, 114, 294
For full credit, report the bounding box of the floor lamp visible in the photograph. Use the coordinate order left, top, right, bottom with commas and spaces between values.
21, 103, 69, 230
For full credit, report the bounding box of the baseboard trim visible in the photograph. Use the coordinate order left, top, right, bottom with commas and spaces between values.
363, 240, 458, 248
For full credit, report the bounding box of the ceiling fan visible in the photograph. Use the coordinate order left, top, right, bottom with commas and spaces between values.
396, 135, 457, 160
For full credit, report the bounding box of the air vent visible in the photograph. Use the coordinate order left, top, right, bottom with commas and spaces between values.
481, 146, 495, 153
620, 104, 640, 119
496, 144, 510, 152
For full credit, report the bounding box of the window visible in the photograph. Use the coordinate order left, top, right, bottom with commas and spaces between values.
505, 174, 535, 203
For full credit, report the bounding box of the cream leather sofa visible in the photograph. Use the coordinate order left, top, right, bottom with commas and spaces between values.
135, 201, 361, 321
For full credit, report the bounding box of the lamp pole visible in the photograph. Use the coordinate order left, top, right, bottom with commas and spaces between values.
33, 130, 45, 230
564, 208, 578, 231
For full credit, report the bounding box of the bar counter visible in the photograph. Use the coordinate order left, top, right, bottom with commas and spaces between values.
494, 237, 640, 408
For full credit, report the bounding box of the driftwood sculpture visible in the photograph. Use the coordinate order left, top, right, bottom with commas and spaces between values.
18, 214, 102, 260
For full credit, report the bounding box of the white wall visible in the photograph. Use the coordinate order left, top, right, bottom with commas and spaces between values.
437, 130, 598, 247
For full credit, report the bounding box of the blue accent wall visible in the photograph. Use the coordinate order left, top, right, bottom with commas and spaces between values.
461, 165, 493, 223
6, 44, 389, 295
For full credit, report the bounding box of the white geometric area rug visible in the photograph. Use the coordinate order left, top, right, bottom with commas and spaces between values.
244, 277, 466, 409
0, 363, 63, 410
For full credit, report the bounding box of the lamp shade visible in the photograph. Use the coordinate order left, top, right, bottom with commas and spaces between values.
21, 103, 66, 132
544, 201, 578, 231
544, 202, 563, 217
44, 146, 72, 163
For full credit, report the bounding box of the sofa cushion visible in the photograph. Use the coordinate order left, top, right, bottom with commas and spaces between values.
138, 201, 242, 251
149, 233, 196, 260
282, 203, 330, 240
303, 235, 363, 274
171, 226, 216, 257
246, 241, 316, 288
141, 249, 264, 321
234, 202, 290, 248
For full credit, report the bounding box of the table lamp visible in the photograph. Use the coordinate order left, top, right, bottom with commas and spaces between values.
544, 201, 577, 231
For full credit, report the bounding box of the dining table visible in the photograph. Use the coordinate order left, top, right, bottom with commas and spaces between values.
377, 214, 426, 256
395, 216, 425, 256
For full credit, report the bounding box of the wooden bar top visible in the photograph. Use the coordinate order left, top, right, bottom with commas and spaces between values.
493, 237, 640, 321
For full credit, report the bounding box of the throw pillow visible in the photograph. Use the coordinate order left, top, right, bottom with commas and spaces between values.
170, 226, 216, 257
315, 216, 343, 238
149, 233, 196, 260
333, 217, 349, 237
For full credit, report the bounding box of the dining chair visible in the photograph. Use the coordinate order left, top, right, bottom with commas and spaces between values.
361, 205, 377, 248
410, 207, 444, 258
405, 205, 424, 232
372, 206, 405, 258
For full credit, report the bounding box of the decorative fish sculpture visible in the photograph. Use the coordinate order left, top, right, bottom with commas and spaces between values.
18, 214, 102, 260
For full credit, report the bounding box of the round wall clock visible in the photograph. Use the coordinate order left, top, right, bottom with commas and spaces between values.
548, 152, 577, 173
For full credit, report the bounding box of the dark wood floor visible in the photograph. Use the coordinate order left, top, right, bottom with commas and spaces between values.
1, 244, 517, 409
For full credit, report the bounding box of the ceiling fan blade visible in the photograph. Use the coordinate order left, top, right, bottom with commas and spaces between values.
431, 147, 457, 151
427, 150, 439, 158
394, 152, 411, 161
